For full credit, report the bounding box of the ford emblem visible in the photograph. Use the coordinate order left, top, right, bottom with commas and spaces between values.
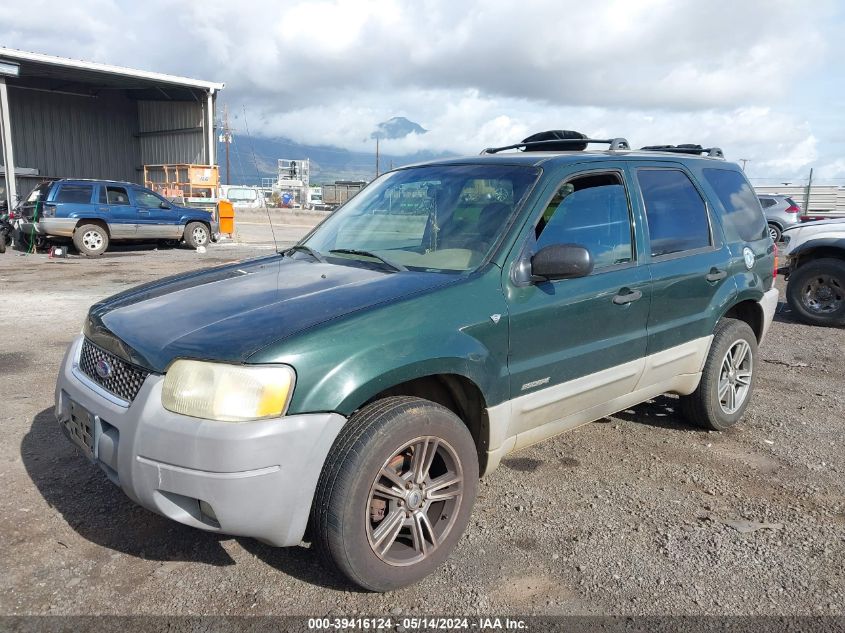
95, 359, 113, 379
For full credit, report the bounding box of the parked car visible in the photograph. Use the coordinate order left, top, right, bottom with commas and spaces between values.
55, 132, 777, 591
758, 194, 801, 242
781, 218, 845, 326
17, 179, 217, 256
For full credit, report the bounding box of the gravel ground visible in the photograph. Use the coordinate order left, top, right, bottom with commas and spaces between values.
1, 219, 843, 617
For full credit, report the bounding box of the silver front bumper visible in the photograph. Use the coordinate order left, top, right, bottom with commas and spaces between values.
54, 335, 345, 546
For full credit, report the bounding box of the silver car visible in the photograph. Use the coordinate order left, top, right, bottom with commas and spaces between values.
758, 194, 801, 242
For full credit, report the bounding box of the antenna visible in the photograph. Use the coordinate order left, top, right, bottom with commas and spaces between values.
240, 105, 279, 252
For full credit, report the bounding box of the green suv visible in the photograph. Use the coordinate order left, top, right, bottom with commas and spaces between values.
55, 132, 778, 591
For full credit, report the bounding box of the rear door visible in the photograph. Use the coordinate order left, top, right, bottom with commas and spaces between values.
101, 185, 136, 238
132, 187, 182, 239
630, 163, 734, 358
47, 183, 96, 236
504, 163, 652, 442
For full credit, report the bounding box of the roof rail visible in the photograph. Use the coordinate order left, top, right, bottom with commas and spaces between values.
640, 144, 725, 159
481, 137, 630, 155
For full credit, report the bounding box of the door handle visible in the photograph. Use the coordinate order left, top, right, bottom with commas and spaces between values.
137, 210, 149, 215
98, 207, 109, 212
706, 268, 727, 282
612, 289, 643, 305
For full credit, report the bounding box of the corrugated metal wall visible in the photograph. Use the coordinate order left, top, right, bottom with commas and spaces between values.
8, 88, 140, 183
2, 89, 211, 198
138, 101, 207, 166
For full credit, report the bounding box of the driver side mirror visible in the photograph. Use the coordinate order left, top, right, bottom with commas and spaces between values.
160, 201, 171, 210
531, 244, 593, 281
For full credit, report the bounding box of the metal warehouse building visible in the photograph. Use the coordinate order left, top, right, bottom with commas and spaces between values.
0, 48, 224, 211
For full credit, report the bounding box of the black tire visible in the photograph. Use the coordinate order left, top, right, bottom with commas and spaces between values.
183, 222, 210, 248
72, 223, 109, 257
785, 258, 845, 327
679, 318, 758, 431
12, 226, 30, 252
767, 223, 782, 243
311, 396, 478, 592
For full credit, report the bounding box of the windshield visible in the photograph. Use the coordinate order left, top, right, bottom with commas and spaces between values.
301, 164, 540, 273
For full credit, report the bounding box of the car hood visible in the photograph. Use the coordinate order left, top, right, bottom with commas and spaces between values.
782, 219, 845, 255
85, 254, 457, 372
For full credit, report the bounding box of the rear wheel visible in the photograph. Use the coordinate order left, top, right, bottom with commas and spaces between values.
680, 318, 758, 431
786, 258, 845, 326
311, 396, 478, 592
767, 223, 782, 243
72, 223, 109, 257
183, 222, 209, 248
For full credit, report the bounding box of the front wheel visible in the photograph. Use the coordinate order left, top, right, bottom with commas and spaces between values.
311, 396, 478, 592
680, 318, 758, 431
183, 222, 210, 248
786, 258, 845, 327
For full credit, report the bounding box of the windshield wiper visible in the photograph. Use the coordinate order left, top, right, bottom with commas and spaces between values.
329, 249, 407, 272
285, 244, 325, 262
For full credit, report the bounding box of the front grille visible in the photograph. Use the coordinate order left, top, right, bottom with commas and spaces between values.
78, 339, 150, 403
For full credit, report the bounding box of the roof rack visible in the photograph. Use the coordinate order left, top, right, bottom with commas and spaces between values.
481, 137, 630, 155
640, 144, 725, 159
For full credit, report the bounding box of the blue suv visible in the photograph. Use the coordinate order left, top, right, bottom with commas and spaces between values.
17, 179, 217, 256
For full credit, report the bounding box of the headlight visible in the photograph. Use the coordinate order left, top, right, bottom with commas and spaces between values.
161, 360, 295, 422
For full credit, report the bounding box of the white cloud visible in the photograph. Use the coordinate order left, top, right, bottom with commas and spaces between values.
0, 0, 842, 178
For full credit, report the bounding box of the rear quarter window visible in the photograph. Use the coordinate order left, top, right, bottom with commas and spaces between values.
55, 185, 94, 204
703, 169, 767, 242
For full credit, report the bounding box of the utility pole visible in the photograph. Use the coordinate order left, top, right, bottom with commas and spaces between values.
739, 158, 750, 171
804, 167, 813, 215
375, 136, 380, 178
218, 104, 233, 185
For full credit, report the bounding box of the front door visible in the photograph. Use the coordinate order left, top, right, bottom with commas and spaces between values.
504, 165, 651, 441
132, 188, 182, 240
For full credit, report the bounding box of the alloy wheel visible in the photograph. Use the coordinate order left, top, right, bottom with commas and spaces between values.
82, 230, 103, 250
718, 340, 753, 415
192, 226, 208, 245
366, 436, 463, 566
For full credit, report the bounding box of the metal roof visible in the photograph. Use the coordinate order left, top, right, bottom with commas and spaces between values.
0, 47, 224, 92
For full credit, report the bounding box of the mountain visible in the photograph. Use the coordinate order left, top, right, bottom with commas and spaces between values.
220, 132, 450, 186
371, 116, 428, 140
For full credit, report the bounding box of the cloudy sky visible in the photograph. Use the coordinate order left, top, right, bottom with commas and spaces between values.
1, 0, 843, 181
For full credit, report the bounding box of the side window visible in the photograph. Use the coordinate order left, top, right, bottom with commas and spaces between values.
759, 197, 776, 209
106, 186, 130, 206
535, 173, 633, 270
637, 169, 710, 257
703, 168, 768, 242
55, 185, 94, 204
134, 189, 165, 208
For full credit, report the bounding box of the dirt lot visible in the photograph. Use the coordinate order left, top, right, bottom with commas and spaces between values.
1, 217, 843, 617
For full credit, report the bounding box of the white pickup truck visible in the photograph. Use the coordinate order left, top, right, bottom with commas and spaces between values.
781, 218, 845, 326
